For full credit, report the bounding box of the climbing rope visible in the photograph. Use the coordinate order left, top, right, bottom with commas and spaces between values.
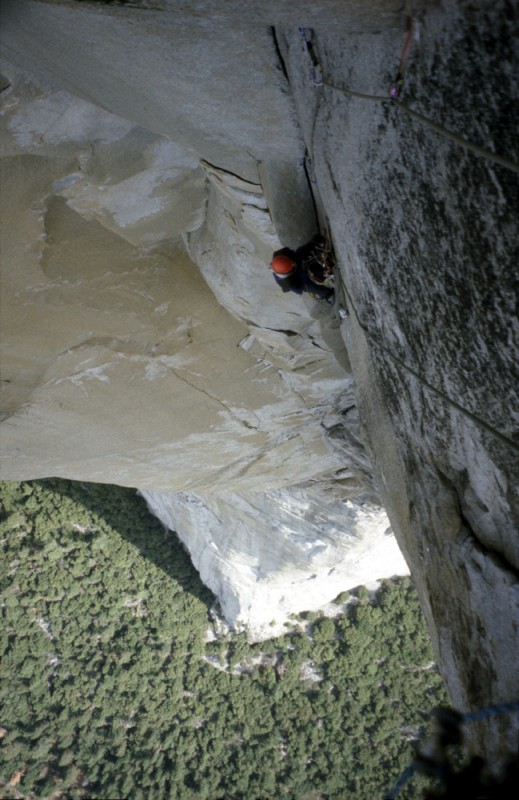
336, 268, 519, 454
323, 77, 519, 174
323, 78, 519, 173
300, 22, 519, 174
297, 28, 519, 454
383, 700, 519, 800
464, 700, 519, 723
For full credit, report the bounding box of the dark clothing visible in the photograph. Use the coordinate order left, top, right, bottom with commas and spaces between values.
272, 236, 335, 303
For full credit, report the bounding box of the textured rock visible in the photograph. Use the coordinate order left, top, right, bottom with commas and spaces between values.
0, 0, 304, 182
280, 0, 519, 768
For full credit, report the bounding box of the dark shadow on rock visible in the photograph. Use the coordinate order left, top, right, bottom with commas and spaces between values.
33, 477, 216, 613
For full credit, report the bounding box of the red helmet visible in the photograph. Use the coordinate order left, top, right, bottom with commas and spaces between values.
271, 254, 296, 277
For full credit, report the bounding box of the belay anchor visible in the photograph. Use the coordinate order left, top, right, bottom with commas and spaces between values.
389, 16, 416, 98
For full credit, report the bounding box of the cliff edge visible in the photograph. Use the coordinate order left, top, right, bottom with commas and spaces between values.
0, 0, 517, 772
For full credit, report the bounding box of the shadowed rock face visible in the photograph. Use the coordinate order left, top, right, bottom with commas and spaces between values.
1, 0, 517, 769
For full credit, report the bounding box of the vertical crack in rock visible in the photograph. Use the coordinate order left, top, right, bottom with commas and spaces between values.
270, 26, 290, 84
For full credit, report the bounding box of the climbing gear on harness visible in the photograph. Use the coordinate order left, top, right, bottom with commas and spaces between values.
271, 253, 296, 277
302, 234, 336, 288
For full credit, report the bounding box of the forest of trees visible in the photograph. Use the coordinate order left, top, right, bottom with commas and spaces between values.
0, 478, 447, 799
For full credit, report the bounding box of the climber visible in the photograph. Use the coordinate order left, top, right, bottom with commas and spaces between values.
271, 234, 335, 303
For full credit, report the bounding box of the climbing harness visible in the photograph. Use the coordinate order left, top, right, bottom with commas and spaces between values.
317, 221, 349, 319
298, 235, 336, 305
383, 700, 519, 799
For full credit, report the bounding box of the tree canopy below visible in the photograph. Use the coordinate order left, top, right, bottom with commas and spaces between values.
0, 478, 447, 799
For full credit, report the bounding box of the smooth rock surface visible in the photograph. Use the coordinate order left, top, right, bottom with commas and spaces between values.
0, 93, 347, 492
0, 6, 408, 640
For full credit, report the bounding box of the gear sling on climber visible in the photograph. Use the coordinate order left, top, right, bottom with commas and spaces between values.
271, 234, 335, 303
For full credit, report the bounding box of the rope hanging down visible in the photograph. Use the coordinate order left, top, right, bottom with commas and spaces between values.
337, 274, 519, 454
324, 78, 519, 175
301, 22, 519, 174
383, 701, 519, 800
300, 28, 519, 454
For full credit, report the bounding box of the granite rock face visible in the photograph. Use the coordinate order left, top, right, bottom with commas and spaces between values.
0, 1, 407, 638
0, 65, 344, 494
142, 477, 407, 642
1, 0, 518, 770
279, 0, 519, 769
